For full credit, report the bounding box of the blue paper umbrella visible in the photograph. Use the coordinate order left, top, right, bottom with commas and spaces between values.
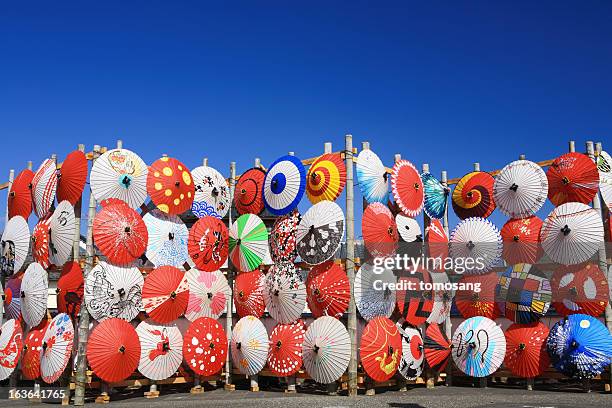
451, 316, 506, 377
356, 149, 388, 204
421, 172, 448, 219
263, 155, 306, 216
546, 314, 612, 379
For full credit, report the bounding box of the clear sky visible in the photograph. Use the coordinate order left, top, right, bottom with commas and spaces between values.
1, 1, 611, 233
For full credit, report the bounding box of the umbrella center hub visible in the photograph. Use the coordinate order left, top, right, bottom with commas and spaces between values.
466, 241, 475, 250
561, 225, 571, 236
118, 288, 126, 297
209, 342, 215, 349
509, 183, 519, 192
9, 191, 15, 197
276, 340, 282, 349
387, 226, 394, 236
274, 289, 280, 297
236, 239, 242, 246
240, 188, 246, 194
239, 290, 244, 298
175, 181, 180, 187
236, 342, 242, 350
562, 176, 570, 185
124, 226, 131, 233
518, 343, 526, 350
207, 292, 213, 299
413, 182, 420, 190
313, 345, 320, 353
271, 173, 287, 194
20, 290, 25, 298
513, 235, 520, 242
314, 288, 320, 296
162, 342, 170, 352
168, 232, 175, 241
212, 187, 219, 197
120, 175, 132, 189
118, 345, 126, 353
466, 191, 473, 199
170, 291, 177, 299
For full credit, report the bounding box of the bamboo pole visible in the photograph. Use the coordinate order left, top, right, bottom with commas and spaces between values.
203, 158, 208, 167
224, 161, 236, 391
440, 169, 452, 387
569, 140, 576, 153
345, 134, 358, 397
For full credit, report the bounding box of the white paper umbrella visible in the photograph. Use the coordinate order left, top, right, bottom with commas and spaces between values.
85, 261, 143, 321
41, 313, 74, 383
356, 149, 388, 204
21, 263, 49, 327
493, 160, 548, 218
263, 262, 306, 324
231, 316, 269, 375
49, 200, 75, 267
1, 215, 30, 276
185, 269, 230, 321
449, 217, 503, 275
302, 316, 351, 384
296, 201, 345, 265
355, 262, 396, 321
143, 209, 189, 268
397, 323, 424, 380
0, 319, 23, 381
597, 150, 612, 209
427, 272, 455, 324
136, 321, 183, 380
190, 165, 230, 219
90, 148, 148, 209
396, 214, 422, 242
263, 155, 306, 216
540, 202, 604, 266
32, 158, 58, 217
452, 316, 506, 377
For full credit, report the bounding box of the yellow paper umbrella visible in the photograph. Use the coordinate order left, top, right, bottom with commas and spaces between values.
306, 153, 346, 204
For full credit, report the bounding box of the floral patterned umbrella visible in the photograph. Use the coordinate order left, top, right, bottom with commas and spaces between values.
269, 210, 300, 263
0, 319, 23, 381
143, 209, 189, 268
263, 262, 306, 324
41, 313, 74, 384
231, 316, 269, 375
185, 269, 230, 321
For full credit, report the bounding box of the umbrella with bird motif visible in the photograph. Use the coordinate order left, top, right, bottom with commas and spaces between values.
188, 216, 229, 272
391, 160, 424, 217
49, 200, 75, 266
306, 153, 346, 204
8, 169, 34, 220
424, 323, 452, 372
455, 272, 500, 319
452, 316, 506, 377
504, 322, 550, 378
452, 171, 496, 220
32, 158, 58, 218
57, 149, 88, 205
234, 270, 265, 318
360, 316, 402, 382
229, 213, 269, 272
231, 316, 269, 375
143, 209, 189, 268
267, 320, 305, 377
185, 269, 230, 321
357, 149, 388, 204
263, 262, 306, 324
1, 215, 30, 276
21, 262, 49, 327
41, 313, 74, 383
302, 316, 350, 384
355, 262, 396, 321
363, 202, 398, 257
297, 201, 344, 265
547, 152, 599, 206
190, 165, 230, 219
183, 317, 227, 376
136, 321, 183, 381
22, 319, 49, 380
306, 261, 349, 318
263, 155, 306, 216
494, 160, 548, 218
449, 217, 503, 275
421, 172, 448, 219
0, 319, 23, 381
143, 266, 189, 323
397, 322, 424, 380
234, 168, 266, 215
501, 216, 543, 265
496, 264, 552, 324
147, 156, 194, 215
597, 150, 612, 209
56, 262, 84, 319
270, 210, 300, 263
551, 263, 608, 317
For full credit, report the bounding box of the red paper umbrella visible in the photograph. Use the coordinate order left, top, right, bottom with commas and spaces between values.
360, 316, 402, 382
306, 261, 349, 318
267, 321, 306, 377
362, 202, 398, 257
22, 319, 50, 380
4, 273, 23, 321
56, 262, 84, 319
183, 317, 227, 376
147, 157, 195, 215
396, 268, 434, 326
423, 323, 451, 372
57, 150, 88, 205
87, 318, 141, 383
234, 168, 265, 215
455, 272, 500, 319
391, 160, 424, 217
425, 218, 448, 267
188, 216, 229, 272
234, 270, 265, 318
452, 171, 496, 219
100, 197, 129, 208
504, 322, 550, 378
547, 152, 599, 206
501, 216, 543, 265
32, 217, 51, 268
93, 201, 148, 265
142, 266, 189, 323
551, 263, 609, 317
8, 169, 34, 220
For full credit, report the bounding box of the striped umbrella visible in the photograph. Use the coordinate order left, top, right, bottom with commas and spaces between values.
190, 165, 230, 219
185, 269, 230, 321
263, 155, 306, 216
0, 319, 23, 381
234, 168, 266, 215
355, 262, 396, 321
306, 153, 346, 204
49, 200, 75, 267
32, 158, 58, 218
360, 316, 401, 382
494, 160, 548, 218
57, 149, 88, 205
597, 150, 612, 209
263, 262, 306, 324
496, 264, 552, 324
424, 323, 451, 372
1, 215, 30, 276
267, 321, 305, 377
269, 210, 300, 263
136, 321, 183, 381
234, 270, 265, 318
551, 263, 609, 317
142, 266, 189, 323
229, 214, 269, 272
452, 316, 506, 377
356, 149, 388, 204
500, 216, 543, 265
421, 172, 448, 219
231, 316, 269, 375
547, 152, 599, 206
306, 261, 349, 319
41, 313, 74, 384
397, 323, 424, 380
7, 168, 34, 220
297, 201, 344, 265
147, 157, 194, 215
449, 217, 503, 275
504, 322, 550, 378
188, 216, 229, 272
143, 209, 189, 268
302, 316, 350, 384
21, 263, 49, 327
452, 171, 496, 220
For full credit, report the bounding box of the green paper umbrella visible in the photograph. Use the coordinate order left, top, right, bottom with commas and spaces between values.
229, 214, 269, 272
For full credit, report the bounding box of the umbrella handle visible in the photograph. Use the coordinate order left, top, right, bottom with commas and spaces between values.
561, 225, 571, 236
509, 183, 519, 192
276, 340, 282, 349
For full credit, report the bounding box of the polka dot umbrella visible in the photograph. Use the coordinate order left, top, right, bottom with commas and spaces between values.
190, 165, 230, 219
187, 216, 229, 272
493, 160, 548, 218
49, 200, 75, 267
424, 323, 452, 372
263, 155, 306, 216
56, 262, 84, 320
302, 316, 351, 384
185, 269, 230, 321
143, 209, 189, 268
41, 313, 74, 384
452, 316, 506, 378
596, 150, 612, 209
500, 216, 543, 265
269, 210, 300, 263
142, 265, 189, 324
421, 172, 448, 219
551, 263, 609, 317
263, 262, 306, 324
21, 262, 49, 327
306, 261, 349, 319
356, 149, 388, 204
306, 153, 346, 204
147, 157, 195, 215
297, 200, 345, 265
547, 152, 599, 206
267, 321, 305, 377
496, 264, 552, 324
360, 316, 402, 382
355, 262, 396, 321
449, 217, 503, 275
136, 321, 183, 381
183, 317, 227, 376
231, 316, 269, 376
0, 319, 23, 381
362, 202, 398, 258
234, 168, 266, 215
57, 149, 88, 205
22, 319, 49, 380
504, 322, 550, 378
1, 215, 30, 276
7, 168, 34, 220
31, 158, 58, 218
233, 270, 265, 318
452, 171, 496, 220
397, 322, 424, 380
391, 159, 424, 217
229, 213, 269, 272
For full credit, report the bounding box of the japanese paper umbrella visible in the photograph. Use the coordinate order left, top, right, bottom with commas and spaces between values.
397, 323, 424, 380
143, 209, 189, 268
493, 160, 548, 218
396, 214, 422, 242
87, 318, 141, 383
263, 262, 306, 324
148, 157, 195, 215
547, 152, 599, 206
234, 168, 265, 215
1, 215, 30, 275
306, 153, 346, 204
455, 272, 500, 319
452, 316, 506, 377
0, 319, 23, 381
21, 262, 49, 327
90, 148, 148, 209
85, 261, 143, 322
427, 271, 455, 324
500, 216, 543, 265
452, 171, 496, 220
187, 216, 229, 272
504, 322, 550, 378
234, 270, 265, 318
229, 213, 269, 272
396, 268, 434, 326
596, 150, 612, 209
540, 202, 604, 266
31, 158, 58, 218
362, 202, 398, 257
360, 316, 401, 382
297, 200, 345, 265
7, 168, 34, 220
449, 217, 503, 275
4, 273, 22, 321
355, 263, 396, 321
391, 159, 424, 217
22, 319, 49, 380
421, 172, 448, 219
57, 149, 88, 205
269, 210, 300, 263
356, 149, 388, 204
231, 316, 269, 375
425, 218, 448, 263
303, 316, 350, 383
306, 261, 349, 318
263, 155, 306, 216
41, 313, 74, 383
136, 321, 183, 381
185, 269, 230, 321
143, 266, 189, 323
424, 323, 452, 372
49, 200, 75, 266
183, 317, 227, 376
496, 264, 552, 324
32, 217, 51, 268
190, 165, 230, 219
268, 321, 305, 377
56, 262, 84, 319
551, 263, 609, 317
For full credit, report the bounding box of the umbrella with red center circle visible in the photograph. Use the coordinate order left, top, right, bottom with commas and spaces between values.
136, 321, 183, 381
455, 272, 501, 319
31, 158, 58, 218
183, 317, 227, 376
187, 216, 229, 272
391, 160, 424, 217
551, 263, 609, 317
41, 313, 74, 384
22, 318, 49, 380
4, 273, 22, 321
234, 168, 266, 215
147, 157, 195, 215
452, 171, 496, 219
142, 266, 189, 323
56, 262, 84, 319
306, 153, 346, 204
501, 216, 543, 265
505, 322, 550, 378
306, 261, 349, 319
362, 202, 398, 257
87, 318, 141, 383
185, 269, 230, 321
269, 210, 300, 263
8, 168, 34, 220
547, 152, 599, 206
425, 218, 448, 266
32, 217, 51, 268
267, 320, 305, 377
396, 268, 434, 326
0, 319, 23, 381
57, 150, 88, 205
360, 316, 402, 382
397, 323, 424, 380
423, 323, 452, 372
233, 270, 265, 318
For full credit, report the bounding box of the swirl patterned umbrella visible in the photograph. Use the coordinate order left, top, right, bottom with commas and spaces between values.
269, 210, 300, 263
452, 316, 506, 377
147, 157, 194, 215
547, 152, 599, 206
229, 214, 269, 272
143, 266, 189, 323
32, 217, 51, 268
452, 171, 496, 220
56, 262, 84, 319
22, 262, 49, 327
4, 273, 22, 321
190, 165, 230, 219
7, 168, 34, 220
360, 316, 401, 382
57, 149, 88, 205
391, 160, 424, 217
551, 263, 609, 317
455, 272, 500, 319
362, 202, 398, 257
267, 321, 305, 377
136, 321, 183, 381
234, 270, 265, 318
396, 268, 433, 326
297, 201, 344, 265
395, 214, 422, 243
263, 155, 306, 216
500, 216, 543, 265
231, 316, 269, 375
306, 261, 349, 318
234, 168, 266, 215
302, 316, 350, 384
183, 317, 227, 376
41, 313, 74, 383
397, 323, 424, 380
504, 322, 550, 378
355, 263, 396, 321
356, 149, 388, 204
263, 262, 306, 324
597, 150, 612, 209
496, 264, 552, 324
0, 319, 23, 381
421, 172, 448, 219
185, 269, 230, 321
22, 319, 49, 380
143, 209, 189, 268
188, 216, 229, 272
1, 215, 30, 276
494, 160, 548, 218
32, 158, 58, 218
424, 323, 451, 372
449, 217, 503, 275
306, 153, 346, 204
49, 200, 75, 266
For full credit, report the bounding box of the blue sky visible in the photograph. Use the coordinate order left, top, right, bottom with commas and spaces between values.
1, 1, 611, 233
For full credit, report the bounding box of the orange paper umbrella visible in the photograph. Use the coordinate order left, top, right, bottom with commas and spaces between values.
267, 321, 305, 377
234, 270, 265, 318
306, 261, 350, 318
455, 272, 500, 319
504, 322, 550, 378
32, 217, 51, 268
183, 317, 227, 376
501, 216, 543, 265
8, 169, 34, 220
187, 216, 229, 272
87, 318, 141, 383
142, 266, 189, 323
234, 168, 265, 215
547, 152, 599, 206
147, 157, 194, 215
360, 316, 402, 382
57, 150, 88, 205
306, 153, 346, 204
423, 323, 451, 372
551, 263, 609, 317
391, 160, 424, 217
452, 171, 496, 219
21, 319, 49, 380
362, 202, 398, 257
56, 262, 84, 319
